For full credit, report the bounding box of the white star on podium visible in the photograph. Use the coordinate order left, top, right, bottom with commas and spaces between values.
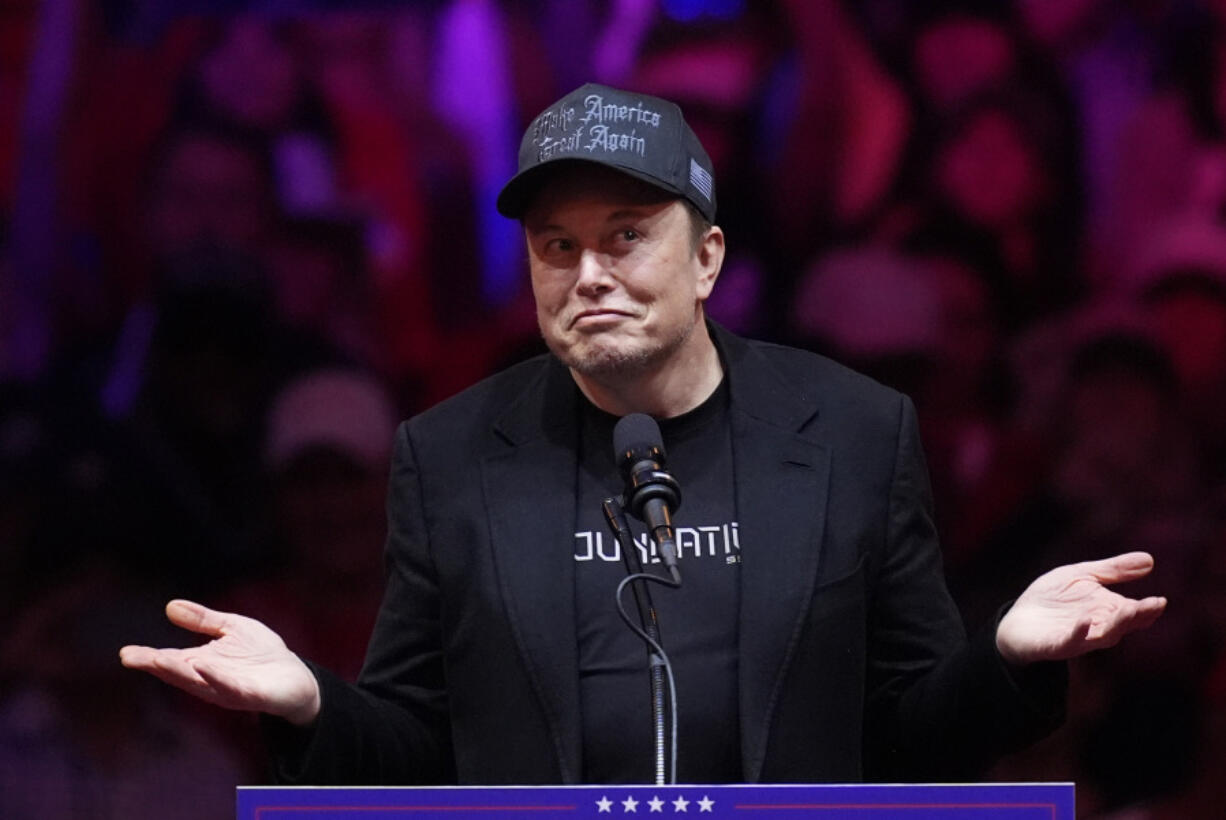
672, 795, 690, 812
622, 795, 639, 813
648, 796, 664, 812
697, 795, 714, 812
596, 796, 613, 813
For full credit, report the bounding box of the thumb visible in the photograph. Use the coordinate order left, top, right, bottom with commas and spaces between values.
165, 599, 231, 638
1079, 552, 1154, 585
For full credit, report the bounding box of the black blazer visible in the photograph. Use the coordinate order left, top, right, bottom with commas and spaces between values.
272, 324, 1064, 785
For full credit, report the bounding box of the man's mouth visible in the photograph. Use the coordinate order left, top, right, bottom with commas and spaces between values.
570, 309, 633, 328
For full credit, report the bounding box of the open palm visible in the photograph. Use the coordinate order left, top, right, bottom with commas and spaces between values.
120, 599, 321, 725
996, 552, 1167, 666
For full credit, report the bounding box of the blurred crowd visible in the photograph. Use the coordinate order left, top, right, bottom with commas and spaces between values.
2, 0, 1226, 817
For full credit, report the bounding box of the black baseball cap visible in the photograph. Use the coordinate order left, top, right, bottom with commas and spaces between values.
497, 83, 717, 223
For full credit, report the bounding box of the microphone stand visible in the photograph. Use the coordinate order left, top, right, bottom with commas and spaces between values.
602, 497, 674, 786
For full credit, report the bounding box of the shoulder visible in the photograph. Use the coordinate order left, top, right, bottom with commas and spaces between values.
717, 326, 910, 434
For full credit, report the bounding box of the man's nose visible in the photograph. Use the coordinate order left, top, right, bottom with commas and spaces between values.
575, 249, 615, 294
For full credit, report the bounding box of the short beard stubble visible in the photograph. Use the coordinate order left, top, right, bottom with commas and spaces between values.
542, 310, 699, 380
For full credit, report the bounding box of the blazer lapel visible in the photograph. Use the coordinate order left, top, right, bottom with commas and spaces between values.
481, 359, 585, 783
715, 326, 832, 783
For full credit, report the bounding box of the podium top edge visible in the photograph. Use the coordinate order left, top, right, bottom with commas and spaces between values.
237, 782, 1075, 791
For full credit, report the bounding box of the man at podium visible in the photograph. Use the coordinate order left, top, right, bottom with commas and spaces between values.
121, 83, 1166, 785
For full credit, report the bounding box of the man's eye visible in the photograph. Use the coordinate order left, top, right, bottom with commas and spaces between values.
620, 229, 639, 242
548, 238, 575, 252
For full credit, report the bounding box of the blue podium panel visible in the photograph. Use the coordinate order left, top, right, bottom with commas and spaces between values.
238, 783, 1074, 820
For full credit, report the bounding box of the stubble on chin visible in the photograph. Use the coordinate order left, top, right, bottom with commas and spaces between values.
542, 316, 697, 379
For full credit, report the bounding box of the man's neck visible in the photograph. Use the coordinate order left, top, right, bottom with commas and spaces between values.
569, 322, 724, 419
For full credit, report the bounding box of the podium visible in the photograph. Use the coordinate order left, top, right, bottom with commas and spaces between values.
238, 783, 1074, 818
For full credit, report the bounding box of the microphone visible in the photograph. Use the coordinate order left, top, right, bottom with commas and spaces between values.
613, 413, 683, 584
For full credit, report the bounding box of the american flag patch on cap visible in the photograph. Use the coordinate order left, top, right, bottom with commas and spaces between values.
689, 157, 713, 203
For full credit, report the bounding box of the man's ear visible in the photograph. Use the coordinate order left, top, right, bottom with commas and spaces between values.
695, 225, 726, 300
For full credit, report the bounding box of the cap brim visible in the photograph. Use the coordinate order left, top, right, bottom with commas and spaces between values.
496, 157, 686, 220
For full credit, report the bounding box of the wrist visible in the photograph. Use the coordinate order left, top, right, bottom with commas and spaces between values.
280, 663, 322, 727
995, 630, 1028, 670
994, 605, 1031, 670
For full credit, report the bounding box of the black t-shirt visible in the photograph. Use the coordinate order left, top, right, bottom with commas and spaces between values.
573, 378, 741, 783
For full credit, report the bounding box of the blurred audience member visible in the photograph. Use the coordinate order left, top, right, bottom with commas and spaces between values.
1016, 0, 1168, 278
788, 245, 941, 399
906, 248, 1015, 563
1128, 218, 1226, 485
955, 322, 1202, 629
142, 118, 276, 272
767, 0, 911, 277
186, 17, 311, 136
181, 15, 347, 229
901, 85, 1083, 329
222, 369, 398, 682
1051, 333, 1197, 530
97, 117, 295, 419
907, 6, 1020, 113
80, 250, 311, 595
858, 4, 1064, 120
297, 9, 491, 403
1102, 7, 1226, 288
264, 216, 379, 371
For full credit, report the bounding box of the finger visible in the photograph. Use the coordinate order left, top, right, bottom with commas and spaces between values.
119, 643, 204, 667
1089, 596, 1168, 647
165, 599, 231, 638
119, 644, 155, 669
1136, 595, 1167, 613
121, 648, 216, 698
1115, 596, 1167, 634
1133, 598, 1167, 630
1078, 552, 1155, 585
153, 649, 212, 685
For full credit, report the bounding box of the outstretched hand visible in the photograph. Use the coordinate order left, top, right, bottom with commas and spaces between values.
119, 600, 321, 726
995, 551, 1167, 667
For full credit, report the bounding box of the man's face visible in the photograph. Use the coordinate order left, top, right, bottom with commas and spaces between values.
146, 134, 271, 258
523, 167, 721, 378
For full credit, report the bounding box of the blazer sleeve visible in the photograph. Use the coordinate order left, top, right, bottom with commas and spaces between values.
265, 420, 456, 785
862, 395, 1066, 781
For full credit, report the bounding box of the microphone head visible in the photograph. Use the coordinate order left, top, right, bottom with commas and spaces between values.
613, 413, 666, 473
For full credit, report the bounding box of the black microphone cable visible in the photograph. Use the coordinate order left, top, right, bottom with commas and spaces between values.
603, 497, 681, 786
